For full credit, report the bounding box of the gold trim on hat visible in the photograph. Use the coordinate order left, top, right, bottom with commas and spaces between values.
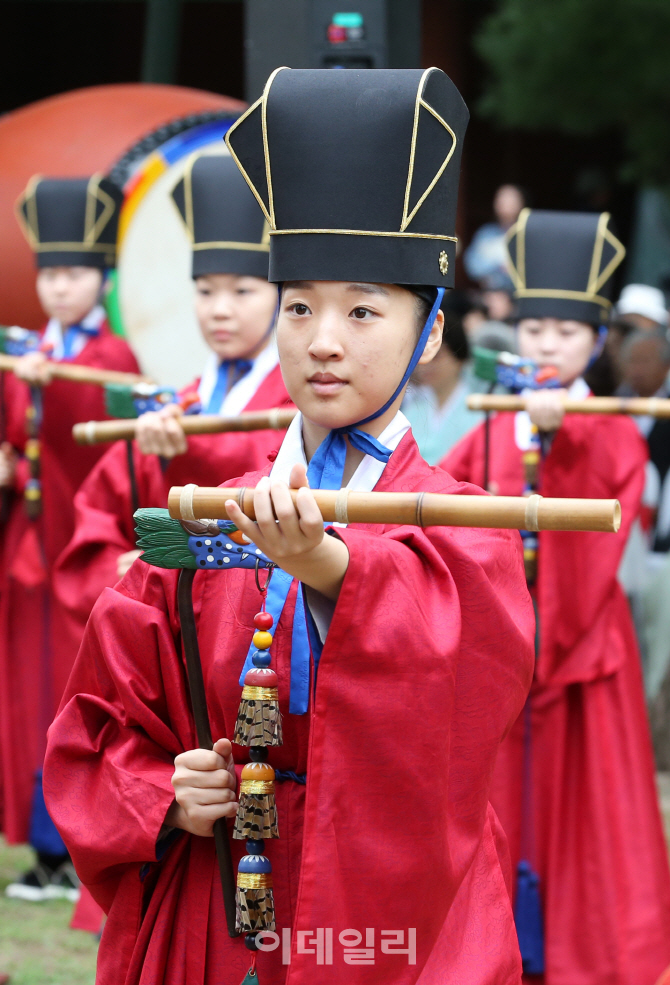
192, 241, 270, 252
33, 242, 115, 254
401, 68, 457, 232
227, 66, 460, 243
588, 213, 626, 296
15, 173, 118, 255
516, 288, 612, 309
170, 152, 272, 251
504, 207, 531, 291
226, 98, 273, 226
270, 228, 457, 242
15, 175, 43, 250
505, 208, 625, 301
83, 174, 116, 246
181, 153, 196, 240
261, 66, 288, 230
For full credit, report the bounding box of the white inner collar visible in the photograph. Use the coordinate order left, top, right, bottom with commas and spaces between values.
197, 339, 279, 416
42, 304, 105, 361
270, 410, 410, 506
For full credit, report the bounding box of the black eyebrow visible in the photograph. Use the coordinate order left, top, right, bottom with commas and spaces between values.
345, 283, 390, 297
281, 281, 390, 297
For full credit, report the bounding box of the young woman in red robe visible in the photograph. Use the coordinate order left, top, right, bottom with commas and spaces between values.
44, 68, 535, 985
54, 153, 292, 682
443, 209, 670, 985
0, 175, 140, 897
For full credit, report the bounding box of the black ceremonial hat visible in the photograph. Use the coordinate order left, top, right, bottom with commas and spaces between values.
171, 154, 269, 279
506, 209, 626, 325
16, 175, 122, 269
225, 67, 469, 287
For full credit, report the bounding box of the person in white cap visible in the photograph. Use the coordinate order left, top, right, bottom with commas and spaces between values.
616, 283, 669, 330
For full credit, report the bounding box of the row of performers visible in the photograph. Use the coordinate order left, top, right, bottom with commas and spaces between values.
0, 67, 668, 985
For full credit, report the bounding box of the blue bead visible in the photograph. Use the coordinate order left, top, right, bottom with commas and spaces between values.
238, 854, 272, 874
252, 650, 272, 668
246, 839, 265, 855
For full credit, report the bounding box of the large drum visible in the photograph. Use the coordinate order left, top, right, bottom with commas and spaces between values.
0, 84, 245, 387
113, 120, 238, 388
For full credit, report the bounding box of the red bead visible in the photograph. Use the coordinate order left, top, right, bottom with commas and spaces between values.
244, 668, 278, 687
253, 612, 274, 631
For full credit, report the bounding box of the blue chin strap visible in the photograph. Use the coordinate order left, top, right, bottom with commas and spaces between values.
239, 285, 445, 714
587, 326, 608, 370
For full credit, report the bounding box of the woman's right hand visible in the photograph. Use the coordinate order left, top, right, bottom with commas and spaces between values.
166, 738, 239, 837
0, 443, 17, 488
13, 352, 53, 386
524, 389, 567, 433
116, 548, 142, 580
135, 404, 187, 458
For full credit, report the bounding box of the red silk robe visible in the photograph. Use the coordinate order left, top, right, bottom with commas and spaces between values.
0, 321, 140, 844
44, 433, 535, 985
443, 411, 670, 985
53, 364, 292, 651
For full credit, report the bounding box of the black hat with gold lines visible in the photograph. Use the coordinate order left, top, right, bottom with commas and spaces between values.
171, 153, 269, 280
16, 174, 122, 269
225, 67, 469, 288
505, 209, 626, 325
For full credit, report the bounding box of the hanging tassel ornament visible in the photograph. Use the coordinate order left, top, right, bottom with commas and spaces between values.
521, 425, 541, 585
236, 840, 276, 932
234, 564, 282, 946
233, 612, 283, 746
234, 760, 278, 840
24, 404, 42, 521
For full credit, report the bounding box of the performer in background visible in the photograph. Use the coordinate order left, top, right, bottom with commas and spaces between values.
0, 175, 140, 901
443, 209, 670, 985
44, 68, 534, 985
54, 153, 292, 669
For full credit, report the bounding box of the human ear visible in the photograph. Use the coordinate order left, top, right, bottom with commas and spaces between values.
416, 309, 444, 365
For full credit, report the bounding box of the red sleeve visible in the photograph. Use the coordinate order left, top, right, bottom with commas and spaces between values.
44, 564, 188, 910
292, 513, 534, 975
536, 414, 647, 684
53, 442, 166, 633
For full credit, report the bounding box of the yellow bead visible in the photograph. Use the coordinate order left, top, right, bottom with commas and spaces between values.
253, 630, 273, 650
25, 439, 40, 461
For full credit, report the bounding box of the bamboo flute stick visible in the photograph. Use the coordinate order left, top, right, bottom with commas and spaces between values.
467, 392, 670, 418
0, 353, 151, 387
168, 485, 621, 534
73, 408, 297, 445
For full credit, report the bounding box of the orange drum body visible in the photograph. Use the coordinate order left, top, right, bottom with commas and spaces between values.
0, 84, 245, 385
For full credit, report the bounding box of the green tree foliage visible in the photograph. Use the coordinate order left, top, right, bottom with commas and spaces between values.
475, 0, 670, 184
